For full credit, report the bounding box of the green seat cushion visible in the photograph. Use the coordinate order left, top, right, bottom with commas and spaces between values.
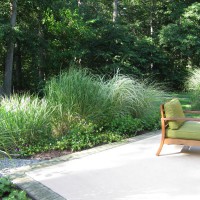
164, 98, 185, 130
166, 121, 200, 140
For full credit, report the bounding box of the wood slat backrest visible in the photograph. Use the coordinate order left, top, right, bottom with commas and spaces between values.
160, 104, 168, 128
160, 104, 165, 118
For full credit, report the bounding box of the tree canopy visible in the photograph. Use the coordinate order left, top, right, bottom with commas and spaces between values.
0, 0, 199, 94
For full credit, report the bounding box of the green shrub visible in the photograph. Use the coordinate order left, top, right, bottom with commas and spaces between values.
190, 92, 200, 110
52, 118, 121, 152
108, 115, 144, 135
0, 177, 12, 197
45, 68, 165, 135
67, 131, 122, 152
105, 74, 164, 118
4, 190, 30, 200
19, 131, 123, 157
0, 177, 30, 200
186, 69, 200, 109
18, 117, 123, 156
0, 95, 53, 149
0, 68, 165, 156
141, 111, 161, 130
0, 131, 14, 154
45, 68, 109, 134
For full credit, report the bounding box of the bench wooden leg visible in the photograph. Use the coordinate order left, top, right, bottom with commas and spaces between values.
156, 140, 164, 156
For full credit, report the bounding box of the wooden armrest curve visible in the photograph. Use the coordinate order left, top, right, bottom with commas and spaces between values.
184, 110, 200, 114
162, 117, 200, 122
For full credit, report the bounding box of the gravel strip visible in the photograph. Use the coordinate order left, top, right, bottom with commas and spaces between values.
0, 158, 41, 176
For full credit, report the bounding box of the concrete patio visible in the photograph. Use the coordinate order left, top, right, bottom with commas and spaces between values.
4, 131, 200, 200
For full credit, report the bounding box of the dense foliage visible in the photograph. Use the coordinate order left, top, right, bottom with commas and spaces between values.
0, 68, 164, 156
0, 1, 200, 93
0, 177, 30, 200
186, 69, 200, 109
0, 1, 199, 157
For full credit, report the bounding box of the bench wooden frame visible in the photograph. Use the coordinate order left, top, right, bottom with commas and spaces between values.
156, 104, 200, 156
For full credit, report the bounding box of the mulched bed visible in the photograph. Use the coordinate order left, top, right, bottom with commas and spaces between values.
30, 149, 73, 160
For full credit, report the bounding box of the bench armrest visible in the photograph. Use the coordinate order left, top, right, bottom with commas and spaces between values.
184, 110, 200, 114
162, 117, 200, 122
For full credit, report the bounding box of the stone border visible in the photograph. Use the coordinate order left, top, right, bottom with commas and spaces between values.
2, 130, 160, 200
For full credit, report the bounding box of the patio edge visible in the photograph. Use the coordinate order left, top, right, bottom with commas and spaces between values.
2, 130, 160, 200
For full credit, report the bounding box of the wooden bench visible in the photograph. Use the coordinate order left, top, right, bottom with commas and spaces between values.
156, 98, 200, 156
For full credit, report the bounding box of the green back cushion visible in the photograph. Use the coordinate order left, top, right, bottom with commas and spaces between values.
164, 98, 185, 130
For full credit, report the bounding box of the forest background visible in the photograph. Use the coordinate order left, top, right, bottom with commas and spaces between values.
0, 0, 200, 95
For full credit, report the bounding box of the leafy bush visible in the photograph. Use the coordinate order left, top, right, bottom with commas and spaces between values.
186, 69, 200, 109
108, 115, 144, 136
0, 68, 164, 156
45, 68, 165, 135
0, 177, 12, 197
66, 131, 122, 152
45, 68, 109, 134
19, 132, 122, 157
0, 177, 30, 200
0, 95, 53, 149
186, 69, 200, 91
188, 91, 200, 110
141, 110, 161, 130
0, 132, 14, 154
18, 118, 123, 156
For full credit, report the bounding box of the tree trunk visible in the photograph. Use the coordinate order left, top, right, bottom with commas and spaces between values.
113, 0, 119, 23
15, 41, 22, 91
78, 0, 81, 7
150, 0, 155, 70
38, 15, 46, 85
3, 0, 17, 96
150, 0, 155, 37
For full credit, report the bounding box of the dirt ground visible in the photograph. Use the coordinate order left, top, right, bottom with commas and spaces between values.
30, 149, 73, 160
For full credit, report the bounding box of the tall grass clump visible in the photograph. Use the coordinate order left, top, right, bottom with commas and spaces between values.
106, 74, 165, 131
45, 68, 165, 134
0, 95, 52, 150
106, 74, 164, 117
186, 69, 200, 109
0, 130, 14, 156
45, 68, 111, 134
